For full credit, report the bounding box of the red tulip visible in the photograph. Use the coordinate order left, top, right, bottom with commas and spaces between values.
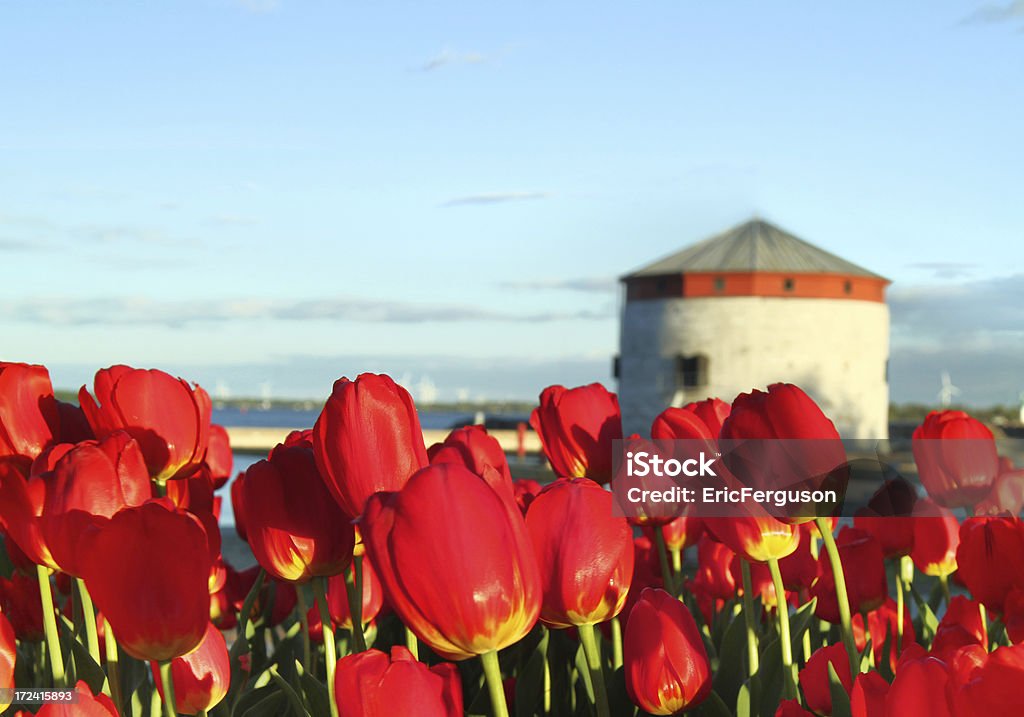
689, 535, 737, 602
227, 565, 297, 627
931, 595, 987, 660
912, 410, 999, 509
778, 523, 821, 591
54, 399, 93, 444
79, 365, 212, 484
230, 472, 248, 543
729, 555, 779, 608
955, 516, 1024, 613
615, 536, 664, 627
205, 424, 233, 489
36, 680, 119, 716
948, 643, 1024, 716
0, 456, 51, 567
800, 642, 853, 715
237, 441, 354, 583
525, 477, 634, 627
624, 588, 711, 714
313, 373, 428, 519
79, 500, 212, 661
884, 654, 953, 717
812, 527, 887, 623
362, 463, 541, 660
0, 571, 43, 641
151, 622, 230, 715
1004, 588, 1024, 644
909, 499, 960, 577
977, 467, 1024, 517
704, 514, 800, 563
512, 478, 543, 514
650, 404, 719, 441
0, 361, 59, 463
0, 611, 13, 698
850, 671, 889, 717
775, 700, 815, 716
428, 425, 514, 502
325, 558, 384, 631
852, 598, 915, 669
719, 384, 847, 525
334, 646, 463, 717
529, 383, 622, 483
854, 477, 918, 558
40, 432, 152, 576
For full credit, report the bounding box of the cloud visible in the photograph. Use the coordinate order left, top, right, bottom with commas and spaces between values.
0, 295, 613, 327
500, 277, 617, 292
904, 261, 977, 279
440, 191, 549, 207
418, 48, 487, 72
0, 238, 46, 252
960, 0, 1024, 24
208, 213, 260, 227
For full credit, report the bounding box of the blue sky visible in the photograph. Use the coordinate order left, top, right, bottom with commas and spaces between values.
1, 1, 1022, 405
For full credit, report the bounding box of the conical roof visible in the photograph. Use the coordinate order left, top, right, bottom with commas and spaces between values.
624, 219, 885, 279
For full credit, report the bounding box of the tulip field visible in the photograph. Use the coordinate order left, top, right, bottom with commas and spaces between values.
3, 363, 1024, 716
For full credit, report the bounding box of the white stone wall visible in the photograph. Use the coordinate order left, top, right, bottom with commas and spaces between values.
618, 296, 890, 439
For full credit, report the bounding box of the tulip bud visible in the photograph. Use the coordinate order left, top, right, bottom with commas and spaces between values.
812, 527, 887, 623
931, 595, 987, 661
334, 646, 463, 716
850, 671, 888, 717
151, 622, 230, 715
79, 500, 212, 661
854, 476, 919, 558
852, 598, 915, 669
0, 571, 43, 641
36, 680, 119, 716
0, 362, 60, 463
909, 499, 960, 577
799, 642, 853, 715
238, 441, 354, 583
624, 588, 711, 714
885, 654, 954, 717
912, 410, 999, 509
325, 558, 384, 631
529, 383, 622, 483
362, 463, 541, 660
955, 516, 1024, 613
313, 373, 428, 519
525, 478, 634, 627
704, 514, 801, 563
205, 424, 233, 489
79, 365, 212, 484
428, 425, 514, 503
948, 642, 1024, 717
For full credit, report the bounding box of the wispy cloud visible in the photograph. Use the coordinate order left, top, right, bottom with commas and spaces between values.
500, 277, 617, 292
960, 0, 1024, 25
440, 191, 549, 208
0, 295, 612, 327
418, 48, 487, 72
208, 213, 260, 227
0, 238, 46, 252
904, 261, 977, 279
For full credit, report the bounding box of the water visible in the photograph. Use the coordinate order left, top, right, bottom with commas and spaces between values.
211, 406, 483, 431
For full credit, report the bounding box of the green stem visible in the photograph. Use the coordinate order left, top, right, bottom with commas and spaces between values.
480, 650, 511, 717
313, 577, 340, 717
405, 625, 419, 659
37, 565, 65, 686
652, 525, 676, 596
541, 629, 551, 714
159, 660, 177, 717
895, 561, 905, 655
295, 587, 312, 672
578, 623, 611, 717
344, 556, 367, 653
815, 517, 858, 678
740, 560, 760, 677
610, 617, 623, 670
75, 578, 102, 666
939, 574, 952, 605
671, 547, 683, 576
768, 558, 797, 701
104, 619, 123, 715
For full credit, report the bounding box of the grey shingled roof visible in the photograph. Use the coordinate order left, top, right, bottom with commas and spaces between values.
624, 219, 886, 279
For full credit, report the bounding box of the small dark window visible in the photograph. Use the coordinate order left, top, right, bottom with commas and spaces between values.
676, 355, 709, 389
713, 276, 726, 292
783, 277, 795, 291
843, 280, 853, 294
656, 278, 668, 295
612, 355, 621, 379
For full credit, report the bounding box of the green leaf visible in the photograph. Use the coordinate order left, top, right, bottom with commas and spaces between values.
736, 681, 752, 717
756, 635, 783, 714
514, 636, 546, 717
909, 584, 939, 642
788, 599, 818, 656
267, 666, 310, 717
298, 667, 330, 717
827, 662, 852, 717
695, 689, 733, 717
574, 641, 595, 705
68, 637, 108, 698
712, 610, 751, 707
233, 686, 285, 717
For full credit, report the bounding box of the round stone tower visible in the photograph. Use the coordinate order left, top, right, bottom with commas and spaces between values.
617, 219, 890, 439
